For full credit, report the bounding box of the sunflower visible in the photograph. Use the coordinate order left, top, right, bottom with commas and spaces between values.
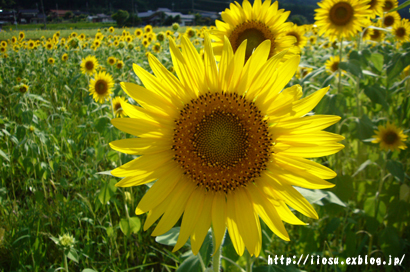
0, 41, 6, 47
372, 122, 408, 151
18, 83, 29, 94
325, 56, 343, 74
157, 32, 165, 42
142, 39, 150, 48
109, 26, 115, 33
27, 40, 35, 49
79, 33, 86, 40
382, 0, 398, 12
315, 0, 371, 41
89, 71, 114, 103
45, 41, 54, 50
0, 47, 6, 54
172, 23, 180, 31
126, 35, 133, 43
144, 25, 153, 33
70, 32, 78, 38
383, 11, 401, 28
284, 24, 308, 50
112, 96, 128, 118
109, 34, 344, 257
369, 21, 385, 42
152, 43, 161, 53
107, 56, 117, 66
116, 60, 124, 70
212, 0, 297, 61
393, 19, 410, 42
61, 53, 69, 62
19, 31, 25, 40
135, 28, 143, 37
48, 57, 55, 65
366, 0, 384, 18
185, 28, 196, 39
11, 36, 17, 43
81, 55, 99, 75
166, 30, 173, 37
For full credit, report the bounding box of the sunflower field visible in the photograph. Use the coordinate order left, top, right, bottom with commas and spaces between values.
0, 0, 410, 271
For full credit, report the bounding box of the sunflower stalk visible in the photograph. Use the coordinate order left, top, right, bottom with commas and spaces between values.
338, 38, 343, 94
212, 227, 223, 272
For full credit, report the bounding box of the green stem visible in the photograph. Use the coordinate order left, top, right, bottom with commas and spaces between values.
64, 251, 69, 272
212, 227, 224, 272
245, 250, 252, 272
338, 38, 343, 94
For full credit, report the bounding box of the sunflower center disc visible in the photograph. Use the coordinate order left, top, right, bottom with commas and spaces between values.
85, 61, 94, 70
229, 21, 273, 61
384, 16, 394, 27
331, 62, 339, 72
384, 1, 393, 10
383, 131, 398, 145
329, 2, 354, 26
172, 92, 272, 193
396, 27, 405, 37
95, 80, 107, 94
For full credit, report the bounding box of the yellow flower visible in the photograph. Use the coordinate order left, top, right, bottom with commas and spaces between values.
185, 27, 196, 39
369, 21, 385, 42
107, 56, 117, 66
393, 19, 410, 42
315, 0, 371, 41
112, 96, 128, 117
144, 25, 153, 33
0, 46, 6, 54
372, 122, 408, 152
109, 26, 115, 33
11, 36, 17, 43
172, 22, 180, 31
45, 41, 54, 50
212, 0, 298, 61
48, 57, 55, 65
142, 39, 150, 48
152, 43, 161, 53
116, 60, 124, 69
325, 56, 344, 74
135, 28, 143, 37
19, 83, 29, 93
89, 71, 114, 103
284, 24, 308, 50
61, 53, 69, 62
81, 55, 99, 75
19, 31, 25, 40
382, 0, 398, 12
382, 11, 401, 28
0, 41, 7, 47
109, 34, 344, 257
156, 32, 165, 42
366, 0, 384, 18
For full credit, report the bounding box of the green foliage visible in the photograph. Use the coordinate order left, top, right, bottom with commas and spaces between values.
111, 9, 129, 27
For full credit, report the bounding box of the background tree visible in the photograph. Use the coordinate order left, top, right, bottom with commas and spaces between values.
111, 9, 129, 27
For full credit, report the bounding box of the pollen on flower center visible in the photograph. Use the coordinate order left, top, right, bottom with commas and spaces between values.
172, 92, 273, 193
229, 20, 273, 61
329, 2, 353, 26
85, 61, 94, 70
95, 80, 107, 94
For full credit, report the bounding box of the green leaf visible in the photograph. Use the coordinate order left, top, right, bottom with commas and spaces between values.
27, 94, 50, 104
98, 179, 117, 204
94, 116, 110, 134
356, 114, 374, 140
370, 53, 384, 72
67, 248, 79, 263
386, 160, 405, 182
82, 269, 98, 272
176, 254, 201, 272
339, 60, 362, 77
364, 85, 389, 110
120, 218, 130, 237
0, 149, 10, 162
156, 227, 181, 246
324, 218, 340, 234
364, 196, 376, 216
387, 52, 410, 81
352, 160, 374, 177
129, 217, 141, 234
294, 188, 327, 204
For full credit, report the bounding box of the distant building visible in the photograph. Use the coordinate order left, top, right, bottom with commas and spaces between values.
18, 9, 40, 24
0, 10, 16, 24
49, 9, 72, 18
138, 8, 194, 26
30, 13, 47, 24
88, 14, 114, 23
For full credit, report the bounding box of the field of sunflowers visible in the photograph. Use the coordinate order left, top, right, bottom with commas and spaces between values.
0, 0, 409, 271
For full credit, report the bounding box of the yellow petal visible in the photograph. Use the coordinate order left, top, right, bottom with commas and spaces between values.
173, 188, 206, 252
144, 192, 174, 230
135, 166, 183, 215
151, 179, 196, 236
219, 36, 234, 91
273, 143, 345, 157
111, 151, 173, 177
211, 192, 227, 255
109, 138, 172, 155
291, 86, 330, 118
190, 193, 213, 255
247, 184, 290, 241
226, 192, 245, 256
111, 118, 170, 138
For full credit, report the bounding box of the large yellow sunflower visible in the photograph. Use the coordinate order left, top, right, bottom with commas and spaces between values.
325, 56, 344, 74
366, 0, 384, 18
284, 23, 308, 50
81, 55, 99, 75
372, 122, 408, 151
315, 0, 371, 41
211, 0, 298, 61
382, 11, 401, 28
382, 0, 398, 12
109, 35, 344, 257
89, 72, 114, 103
393, 19, 410, 42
